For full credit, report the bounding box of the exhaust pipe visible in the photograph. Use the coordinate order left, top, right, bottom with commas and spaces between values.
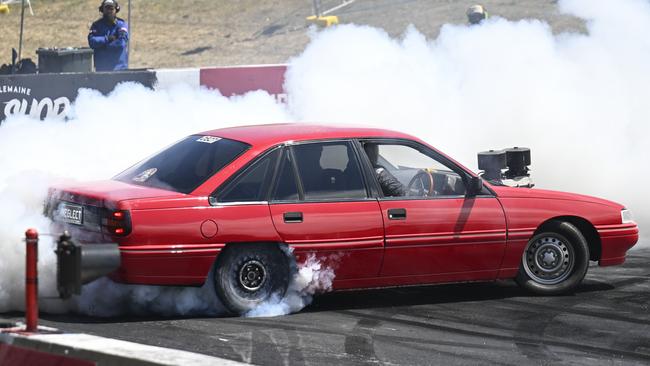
55, 231, 121, 299
19, 229, 121, 333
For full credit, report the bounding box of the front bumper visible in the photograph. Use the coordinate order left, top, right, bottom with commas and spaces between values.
596, 223, 639, 266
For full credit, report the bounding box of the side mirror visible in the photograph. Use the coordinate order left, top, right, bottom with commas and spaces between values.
467, 176, 483, 197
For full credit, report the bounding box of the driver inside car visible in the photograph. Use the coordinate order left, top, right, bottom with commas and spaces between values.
363, 143, 407, 197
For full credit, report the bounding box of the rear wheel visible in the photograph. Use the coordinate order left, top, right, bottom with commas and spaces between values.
214, 244, 290, 315
516, 221, 589, 295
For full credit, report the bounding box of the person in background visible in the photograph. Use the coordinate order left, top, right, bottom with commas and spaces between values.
88, 0, 128, 71
467, 4, 489, 25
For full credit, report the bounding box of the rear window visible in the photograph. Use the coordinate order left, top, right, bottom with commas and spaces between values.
114, 135, 249, 194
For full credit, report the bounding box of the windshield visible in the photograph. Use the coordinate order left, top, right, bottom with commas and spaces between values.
114, 135, 250, 194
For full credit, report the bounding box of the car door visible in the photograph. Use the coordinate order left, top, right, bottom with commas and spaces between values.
268, 141, 385, 280
358, 140, 507, 280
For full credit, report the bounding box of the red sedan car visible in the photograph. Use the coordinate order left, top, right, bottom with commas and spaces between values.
46, 124, 639, 314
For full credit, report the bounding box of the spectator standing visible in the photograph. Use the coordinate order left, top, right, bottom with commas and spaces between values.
88, 0, 129, 71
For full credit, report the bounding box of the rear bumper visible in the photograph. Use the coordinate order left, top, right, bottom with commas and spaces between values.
110, 244, 224, 285
596, 223, 639, 266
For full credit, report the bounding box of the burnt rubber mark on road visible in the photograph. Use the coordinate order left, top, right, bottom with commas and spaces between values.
285, 329, 307, 366
337, 309, 650, 362
385, 337, 515, 366
513, 306, 564, 363
251, 331, 285, 366
344, 318, 380, 361
502, 298, 650, 326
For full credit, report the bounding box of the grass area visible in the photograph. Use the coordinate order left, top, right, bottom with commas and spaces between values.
0, 0, 312, 69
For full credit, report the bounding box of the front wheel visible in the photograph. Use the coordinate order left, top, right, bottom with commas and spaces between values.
515, 221, 590, 295
214, 244, 290, 315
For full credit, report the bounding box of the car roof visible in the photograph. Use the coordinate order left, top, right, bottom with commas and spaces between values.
200, 123, 417, 148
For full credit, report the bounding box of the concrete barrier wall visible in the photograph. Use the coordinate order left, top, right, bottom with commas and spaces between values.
199, 64, 287, 103
0, 326, 247, 365
0, 342, 94, 366
0, 64, 288, 123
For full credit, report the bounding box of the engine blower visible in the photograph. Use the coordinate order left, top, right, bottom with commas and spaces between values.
477, 147, 533, 188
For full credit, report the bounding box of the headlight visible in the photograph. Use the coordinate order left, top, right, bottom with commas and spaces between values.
621, 209, 634, 224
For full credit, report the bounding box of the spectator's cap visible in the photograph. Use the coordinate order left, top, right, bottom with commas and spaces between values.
466, 4, 487, 25
99, 0, 120, 13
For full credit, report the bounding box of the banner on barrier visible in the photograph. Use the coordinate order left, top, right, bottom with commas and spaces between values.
0, 64, 288, 123
0, 71, 157, 122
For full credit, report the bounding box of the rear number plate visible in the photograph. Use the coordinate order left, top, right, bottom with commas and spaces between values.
57, 203, 84, 225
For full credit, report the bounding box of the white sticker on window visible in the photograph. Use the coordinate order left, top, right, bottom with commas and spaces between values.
132, 168, 157, 182
196, 136, 221, 144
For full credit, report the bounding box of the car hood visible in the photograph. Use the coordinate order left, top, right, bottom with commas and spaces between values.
490, 186, 625, 209
49, 179, 185, 206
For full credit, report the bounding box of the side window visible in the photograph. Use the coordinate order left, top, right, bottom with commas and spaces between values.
272, 149, 299, 201
217, 149, 280, 203
292, 141, 367, 200
361, 142, 466, 198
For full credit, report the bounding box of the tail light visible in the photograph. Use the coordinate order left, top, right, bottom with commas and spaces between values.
102, 209, 132, 236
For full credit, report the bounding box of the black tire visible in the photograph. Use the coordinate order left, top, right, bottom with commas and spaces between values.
214, 244, 290, 315
515, 221, 590, 295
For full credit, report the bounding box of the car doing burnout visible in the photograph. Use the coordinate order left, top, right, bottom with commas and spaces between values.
45, 124, 639, 314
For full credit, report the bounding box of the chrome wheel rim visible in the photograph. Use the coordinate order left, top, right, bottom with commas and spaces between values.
523, 235, 574, 285
238, 260, 267, 292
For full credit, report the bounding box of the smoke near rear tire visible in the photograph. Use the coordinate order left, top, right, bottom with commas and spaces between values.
214, 243, 290, 315
516, 221, 590, 295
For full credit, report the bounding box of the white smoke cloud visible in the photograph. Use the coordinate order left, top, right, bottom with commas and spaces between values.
0, 0, 648, 317
73, 276, 225, 317
285, 0, 650, 240
0, 84, 290, 314
246, 252, 336, 318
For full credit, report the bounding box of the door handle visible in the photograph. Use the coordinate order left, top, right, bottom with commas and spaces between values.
388, 208, 407, 220
283, 212, 303, 223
